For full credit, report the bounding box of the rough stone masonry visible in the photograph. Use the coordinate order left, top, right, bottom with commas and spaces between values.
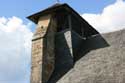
31, 14, 57, 83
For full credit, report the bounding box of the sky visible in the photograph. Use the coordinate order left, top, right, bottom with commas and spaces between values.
0, 0, 125, 83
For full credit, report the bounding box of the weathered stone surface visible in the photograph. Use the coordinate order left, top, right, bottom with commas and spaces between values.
57, 29, 125, 83
32, 15, 51, 41
31, 14, 56, 83
31, 39, 43, 83
42, 17, 57, 83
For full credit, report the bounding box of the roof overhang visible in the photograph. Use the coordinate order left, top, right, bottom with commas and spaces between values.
27, 3, 86, 24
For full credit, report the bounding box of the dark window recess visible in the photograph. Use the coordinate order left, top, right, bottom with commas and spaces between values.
71, 15, 82, 36
71, 14, 99, 38
55, 13, 69, 32
83, 21, 99, 38
55, 11, 99, 37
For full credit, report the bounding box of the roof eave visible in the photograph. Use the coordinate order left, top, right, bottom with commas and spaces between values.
27, 3, 68, 24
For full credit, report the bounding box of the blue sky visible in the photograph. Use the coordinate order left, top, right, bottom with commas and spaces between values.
0, 0, 118, 32
0, 0, 117, 26
0, 0, 125, 83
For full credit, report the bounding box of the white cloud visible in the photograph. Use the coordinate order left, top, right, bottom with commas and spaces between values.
82, 0, 125, 33
0, 16, 33, 83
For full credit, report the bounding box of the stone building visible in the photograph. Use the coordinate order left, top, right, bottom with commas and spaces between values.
27, 3, 125, 83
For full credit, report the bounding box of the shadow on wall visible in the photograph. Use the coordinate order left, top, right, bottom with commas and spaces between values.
74, 34, 110, 62
48, 31, 109, 83
48, 30, 74, 83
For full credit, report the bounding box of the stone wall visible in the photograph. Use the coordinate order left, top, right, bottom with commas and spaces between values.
31, 39, 43, 83
42, 16, 57, 83
31, 14, 57, 83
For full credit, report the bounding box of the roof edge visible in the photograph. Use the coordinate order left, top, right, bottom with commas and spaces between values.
27, 3, 67, 24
